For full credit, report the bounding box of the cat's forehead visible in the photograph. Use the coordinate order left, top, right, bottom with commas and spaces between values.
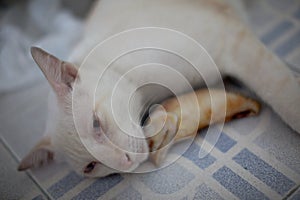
72, 83, 93, 106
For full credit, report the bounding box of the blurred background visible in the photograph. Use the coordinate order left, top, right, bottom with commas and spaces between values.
0, 0, 95, 93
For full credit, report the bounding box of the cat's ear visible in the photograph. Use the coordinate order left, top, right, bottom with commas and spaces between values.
18, 136, 55, 171
31, 47, 78, 97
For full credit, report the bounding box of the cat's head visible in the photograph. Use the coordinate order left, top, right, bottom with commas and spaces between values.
18, 47, 149, 177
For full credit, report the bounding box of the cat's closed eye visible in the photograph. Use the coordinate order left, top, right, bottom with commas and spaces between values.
93, 112, 101, 130
84, 161, 99, 173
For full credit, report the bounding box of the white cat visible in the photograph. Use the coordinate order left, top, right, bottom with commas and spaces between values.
18, 0, 300, 178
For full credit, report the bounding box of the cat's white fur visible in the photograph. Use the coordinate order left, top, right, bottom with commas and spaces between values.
19, 0, 300, 178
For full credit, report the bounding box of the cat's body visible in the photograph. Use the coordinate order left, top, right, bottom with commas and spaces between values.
18, 0, 300, 178
71, 0, 300, 131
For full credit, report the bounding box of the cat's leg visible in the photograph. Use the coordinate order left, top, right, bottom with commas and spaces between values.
223, 29, 300, 133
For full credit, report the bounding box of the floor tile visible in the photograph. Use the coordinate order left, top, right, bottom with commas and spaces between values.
0, 141, 44, 199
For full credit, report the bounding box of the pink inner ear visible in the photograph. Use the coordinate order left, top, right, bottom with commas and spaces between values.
61, 62, 78, 89
18, 136, 54, 171
52, 83, 70, 97
31, 47, 78, 97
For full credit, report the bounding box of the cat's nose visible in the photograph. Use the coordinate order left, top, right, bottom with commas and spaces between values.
120, 153, 132, 168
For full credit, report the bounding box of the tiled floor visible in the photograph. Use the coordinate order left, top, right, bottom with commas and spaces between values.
0, 81, 50, 199
1, 0, 300, 199
0, 141, 44, 199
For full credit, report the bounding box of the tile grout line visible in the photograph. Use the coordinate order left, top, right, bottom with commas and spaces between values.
0, 135, 54, 200
283, 184, 300, 200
